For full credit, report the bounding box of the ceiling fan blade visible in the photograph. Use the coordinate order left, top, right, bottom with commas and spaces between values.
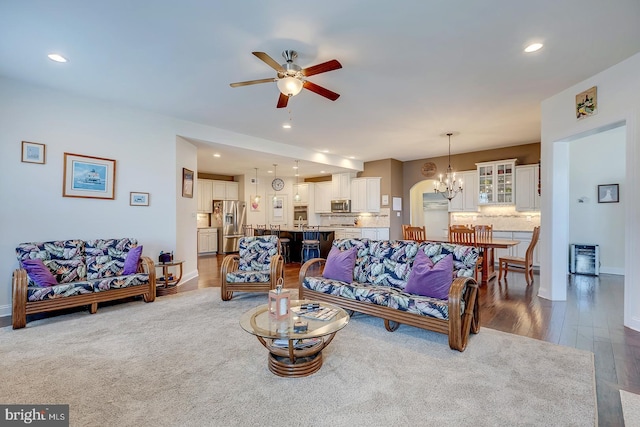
252, 52, 284, 72
276, 92, 289, 108
301, 59, 342, 77
303, 80, 340, 101
229, 77, 276, 88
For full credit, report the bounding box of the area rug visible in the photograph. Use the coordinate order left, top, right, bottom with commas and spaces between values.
621, 390, 640, 427
0, 288, 596, 426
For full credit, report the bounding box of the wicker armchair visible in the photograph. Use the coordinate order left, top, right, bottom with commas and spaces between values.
220, 235, 284, 301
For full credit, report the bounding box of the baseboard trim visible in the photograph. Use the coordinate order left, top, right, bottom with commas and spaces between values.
599, 267, 624, 276
178, 270, 199, 288
0, 303, 11, 318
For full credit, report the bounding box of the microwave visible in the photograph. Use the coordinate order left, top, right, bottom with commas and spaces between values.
331, 199, 351, 213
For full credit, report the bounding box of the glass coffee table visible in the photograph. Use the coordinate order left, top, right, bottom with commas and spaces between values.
240, 300, 349, 378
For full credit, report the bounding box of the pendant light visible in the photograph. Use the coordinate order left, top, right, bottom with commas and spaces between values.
272, 164, 278, 203
253, 168, 260, 204
434, 132, 463, 201
293, 160, 301, 202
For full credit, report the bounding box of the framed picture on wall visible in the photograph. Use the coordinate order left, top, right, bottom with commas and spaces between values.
63, 152, 116, 199
130, 192, 150, 206
597, 184, 619, 203
182, 168, 194, 198
21, 141, 46, 164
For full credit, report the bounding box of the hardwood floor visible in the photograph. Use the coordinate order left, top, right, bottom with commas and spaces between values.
3, 253, 636, 425
195, 254, 639, 426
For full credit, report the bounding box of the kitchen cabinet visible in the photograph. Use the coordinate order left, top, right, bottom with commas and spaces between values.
197, 179, 213, 213
334, 228, 362, 240
448, 171, 479, 212
476, 159, 516, 205
360, 227, 389, 240
197, 228, 218, 254
314, 182, 332, 213
212, 180, 239, 200
350, 177, 381, 213
331, 173, 355, 200
515, 164, 541, 211
293, 183, 310, 205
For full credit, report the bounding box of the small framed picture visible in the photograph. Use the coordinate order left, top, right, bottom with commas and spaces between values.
182, 168, 194, 198
21, 141, 46, 164
130, 192, 150, 206
576, 86, 597, 120
597, 184, 619, 203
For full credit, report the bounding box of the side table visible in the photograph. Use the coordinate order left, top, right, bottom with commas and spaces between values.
155, 260, 184, 296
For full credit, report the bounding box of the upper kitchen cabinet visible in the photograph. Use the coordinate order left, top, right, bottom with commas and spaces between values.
314, 182, 332, 213
212, 180, 239, 200
448, 171, 479, 212
476, 159, 516, 205
293, 183, 310, 205
197, 179, 213, 213
350, 177, 381, 213
515, 164, 541, 211
331, 172, 356, 200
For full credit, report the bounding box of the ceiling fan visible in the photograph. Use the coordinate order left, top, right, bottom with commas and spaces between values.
229, 50, 342, 108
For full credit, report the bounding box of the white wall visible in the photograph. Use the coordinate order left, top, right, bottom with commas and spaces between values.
569, 126, 625, 274
541, 52, 640, 331
0, 77, 336, 316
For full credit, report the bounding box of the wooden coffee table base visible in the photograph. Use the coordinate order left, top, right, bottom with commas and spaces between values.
268, 352, 323, 377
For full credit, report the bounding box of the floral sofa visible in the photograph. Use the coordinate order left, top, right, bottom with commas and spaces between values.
220, 235, 284, 301
299, 238, 480, 351
12, 238, 156, 329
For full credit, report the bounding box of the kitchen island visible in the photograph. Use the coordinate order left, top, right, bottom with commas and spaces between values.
256, 229, 335, 263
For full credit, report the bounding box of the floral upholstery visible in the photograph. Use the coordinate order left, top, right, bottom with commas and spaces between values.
86, 238, 139, 279
225, 271, 272, 284
16, 240, 86, 285
237, 235, 279, 272
302, 239, 479, 320
16, 239, 150, 301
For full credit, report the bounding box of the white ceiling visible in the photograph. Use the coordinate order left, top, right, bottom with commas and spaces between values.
2, 1, 639, 178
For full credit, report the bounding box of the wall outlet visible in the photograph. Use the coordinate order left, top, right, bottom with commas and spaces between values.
527, 215, 532, 222
396, 211, 401, 217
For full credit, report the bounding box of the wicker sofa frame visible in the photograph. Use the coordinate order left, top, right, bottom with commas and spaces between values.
12, 240, 156, 329
299, 246, 480, 352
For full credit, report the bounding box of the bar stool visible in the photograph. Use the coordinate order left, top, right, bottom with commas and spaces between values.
255, 224, 267, 236
301, 226, 320, 264
270, 224, 291, 263
242, 224, 254, 237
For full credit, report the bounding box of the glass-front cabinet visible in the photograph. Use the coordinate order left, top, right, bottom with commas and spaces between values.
476, 159, 517, 205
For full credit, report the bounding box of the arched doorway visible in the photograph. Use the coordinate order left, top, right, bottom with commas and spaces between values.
409, 179, 449, 239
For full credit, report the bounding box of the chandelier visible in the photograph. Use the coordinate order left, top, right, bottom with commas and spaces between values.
253, 168, 260, 204
293, 160, 300, 202
434, 133, 463, 201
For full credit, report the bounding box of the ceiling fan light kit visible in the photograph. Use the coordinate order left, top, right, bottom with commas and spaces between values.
230, 49, 342, 108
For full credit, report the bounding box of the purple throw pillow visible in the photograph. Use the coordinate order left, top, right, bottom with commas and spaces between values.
21, 258, 58, 287
123, 245, 143, 275
322, 246, 357, 283
404, 251, 453, 300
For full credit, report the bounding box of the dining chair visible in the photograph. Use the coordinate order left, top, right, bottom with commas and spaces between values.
473, 225, 493, 282
301, 226, 320, 264
242, 224, 254, 237
270, 224, 291, 263
449, 225, 475, 245
403, 225, 426, 242
449, 225, 480, 281
498, 226, 540, 286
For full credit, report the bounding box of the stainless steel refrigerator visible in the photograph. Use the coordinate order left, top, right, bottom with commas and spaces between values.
216, 200, 246, 253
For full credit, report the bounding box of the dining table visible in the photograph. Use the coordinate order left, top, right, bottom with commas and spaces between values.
426, 237, 520, 285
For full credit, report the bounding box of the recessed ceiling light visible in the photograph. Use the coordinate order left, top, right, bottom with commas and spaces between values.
348, 156, 355, 159
282, 123, 292, 129
267, 170, 273, 174
524, 43, 543, 53
322, 150, 329, 153
320, 170, 326, 174
213, 153, 221, 158
47, 53, 68, 63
